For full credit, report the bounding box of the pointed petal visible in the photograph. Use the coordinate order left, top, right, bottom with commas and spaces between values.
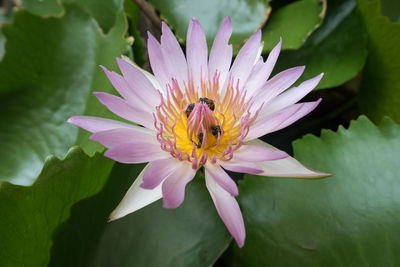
245, 139, 330, 178
162, 162, 196, 208
251, 66, 305, 111
141, 157, 182, 189
160, 21, 188, 88
205, 163, 238, 196
233, 145, 288, 162
187, 18, 208, 89
93, 92, 155, 130
245, 38, 282, 97
121, 55, 163, 92
209, 16, 232, 85
116, 57, 160, 108
67, 116, 136, 133
100, 66, 142, 107
246, 99, 321, 141
90, 127, 155, 148
260, 73, 324, 118
271, 98, 322, 131
229, 30, 262, 89
147, 32, 171, 90
256, 157, 331, 178
109, 164, 163, 221
205, 174, 245, 247
219, 160, 263, 174
104, 142, 170, 164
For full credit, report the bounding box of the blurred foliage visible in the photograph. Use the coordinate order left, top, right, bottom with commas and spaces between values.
20, 0, 124, 32
357, 0, 400, 124
273, 0, 368, 89
0, 4, 128, 185
0, 0, 399, 266
381, 0, 400, 22
262, 0, 325, 52
148, 0, 269, 52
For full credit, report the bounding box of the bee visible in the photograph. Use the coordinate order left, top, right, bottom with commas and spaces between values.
211, 125, 221, 136
185, 103, 195, 118
197, 133, 204, 148
199, 97, 215, 111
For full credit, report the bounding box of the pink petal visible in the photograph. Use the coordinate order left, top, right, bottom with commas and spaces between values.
141, 157, 182, 189
67, 116, 136, 133
205, 163, 238, 196
260, 73, 324, 117
245, 139, 330, 178
229, 30, 262, 90
205, 174, 245, 247
186, 18, 208, 89
160, 22, 188, 89
219, 160, 263, 174
100, 66, 139, 105
246, 99, 321, 141
120, 55, 163, 92
251, 66, 305, 112
233, 145, 288, 162
256, 156, 330, 178
115, 58, 160, 108
109, 163, 163, 221
93, 92, 155, 130
208, 16, 233, 86
245, 38, 282, 97
90, 127, 155, 148
104, 142, 169, 164
147, 32, 171, 90
270, 99, 321, 131
162, 162, 196, 208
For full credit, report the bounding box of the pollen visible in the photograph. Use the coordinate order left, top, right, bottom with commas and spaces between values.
155, 73, 261, 169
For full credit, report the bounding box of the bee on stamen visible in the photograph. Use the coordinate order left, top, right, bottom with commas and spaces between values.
185, 103, 195, 118
197, 133, 204, 148
211, 125, 221, 136
199, 97, 215, 111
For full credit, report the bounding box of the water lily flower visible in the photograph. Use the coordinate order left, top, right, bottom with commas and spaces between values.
68, 17, 329, 247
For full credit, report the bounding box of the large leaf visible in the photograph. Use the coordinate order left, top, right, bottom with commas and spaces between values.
148, 0, 269, 52
223, 116, 400, 266
0, 148, 115, 267
262, 0, 325, 52
19, 0, 124, 32
357, 0, 400, 123
273, 0, 367, 89
49, 169, 231, 267
0, 4, 128, 185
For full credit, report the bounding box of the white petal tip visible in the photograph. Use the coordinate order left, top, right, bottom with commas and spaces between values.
108, 208, 126, 222
288, 172, 332, 179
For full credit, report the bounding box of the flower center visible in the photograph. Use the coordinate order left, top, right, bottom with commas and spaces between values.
155, 73, 261, 169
